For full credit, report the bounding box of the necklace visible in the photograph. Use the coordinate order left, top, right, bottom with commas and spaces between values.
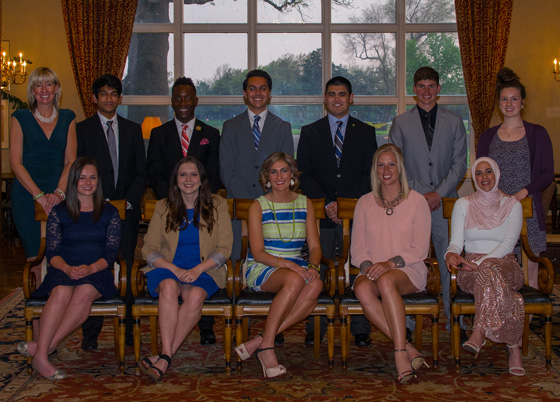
34, 108, 58, 124
380, 190, 402, 216
269, 198, 296, 243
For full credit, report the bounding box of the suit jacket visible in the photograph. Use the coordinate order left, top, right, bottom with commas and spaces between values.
297, 116, 378, 228
141, 195, 233, 289
388, 106, 467, 199
77, 114, 147, 211
147, 119, 221, 198
219, 110, 293, 199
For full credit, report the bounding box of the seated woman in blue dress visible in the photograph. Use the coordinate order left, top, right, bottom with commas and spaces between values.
16, 157, 121, 380
234, 152, 323, 378
140, 156, 233, 382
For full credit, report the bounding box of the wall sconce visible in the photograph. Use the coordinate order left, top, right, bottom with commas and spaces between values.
141, 116, 162, 139
554, 59, 560, 82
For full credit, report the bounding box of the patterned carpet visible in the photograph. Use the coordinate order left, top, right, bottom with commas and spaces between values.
1, 287, 559, 402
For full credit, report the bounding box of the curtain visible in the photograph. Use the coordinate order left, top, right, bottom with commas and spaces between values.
455, 0, 514, 147
61, 0, 138, 117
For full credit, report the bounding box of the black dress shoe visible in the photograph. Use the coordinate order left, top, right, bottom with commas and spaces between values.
406, 328, 413, 344
274, 333, 284, 346
200, 329, 216, 345
354, 333, 372, 347
460, 328, 468, 346
81, 335, 98, 351
305, 333, 323, 346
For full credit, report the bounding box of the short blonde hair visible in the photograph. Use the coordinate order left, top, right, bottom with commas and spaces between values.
370, 144, 410, 199
259, 152, 300, 191
27, 67, 62, 111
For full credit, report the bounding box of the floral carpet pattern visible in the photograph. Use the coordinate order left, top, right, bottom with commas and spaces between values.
1, 287, 559, 402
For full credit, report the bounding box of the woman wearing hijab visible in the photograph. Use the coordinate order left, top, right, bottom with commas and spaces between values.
445, 157, 525, 376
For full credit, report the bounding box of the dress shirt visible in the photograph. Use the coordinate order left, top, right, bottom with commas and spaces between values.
174, 116, 196, 144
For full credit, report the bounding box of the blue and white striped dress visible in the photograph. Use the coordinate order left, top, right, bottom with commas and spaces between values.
246, 194, 308, 291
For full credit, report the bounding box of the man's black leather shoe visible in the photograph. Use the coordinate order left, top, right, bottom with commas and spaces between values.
200, 329, 216, 345
354, 333, 372, 347
274, 333, 284, 346
460, 328, 468, 346
81, 336, 98, 351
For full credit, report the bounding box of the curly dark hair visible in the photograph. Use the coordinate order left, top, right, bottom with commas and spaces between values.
495, 67, 526, 101
258, 152, 300, 192
165, 157, 216, 234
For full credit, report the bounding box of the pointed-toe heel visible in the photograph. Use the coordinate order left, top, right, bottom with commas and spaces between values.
31, 361, 66, 381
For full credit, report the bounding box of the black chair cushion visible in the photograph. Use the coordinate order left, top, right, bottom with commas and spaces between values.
236, 289, 334, 306
340, 289, 438, 305
133, 289, 232, 307
25, 295, 125, 307
452, 284, 551, 305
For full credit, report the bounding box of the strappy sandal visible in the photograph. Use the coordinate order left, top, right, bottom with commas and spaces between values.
395, 349, 416, 384
463, 339, 486, 359
406, 342, 430, 371
141, 354, 172, 382
235, 334, 263, 361
507, 344, 525, 376
255, 347, 286, 378
141, 354, 161, 370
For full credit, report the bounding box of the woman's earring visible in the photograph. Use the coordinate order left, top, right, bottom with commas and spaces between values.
290, 178, 295, 187
266, 181, 271, 189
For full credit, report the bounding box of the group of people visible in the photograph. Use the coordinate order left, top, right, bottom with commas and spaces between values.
11, 64, 552, 382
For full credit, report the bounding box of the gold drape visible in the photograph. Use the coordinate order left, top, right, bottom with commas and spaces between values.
61, 0, 138, 117
455, 0, 514, 146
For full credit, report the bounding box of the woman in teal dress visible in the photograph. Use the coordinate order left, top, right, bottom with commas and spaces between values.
10, 67, 76, 261
234, 152, 323, 378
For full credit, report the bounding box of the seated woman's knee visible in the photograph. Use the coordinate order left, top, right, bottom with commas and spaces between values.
307, 277, 323, 296
376, 272, 399, 294
183, 286, 207, 308
71, 284, 99, 304
158, 279, 179, 298
49, 286, 74, 303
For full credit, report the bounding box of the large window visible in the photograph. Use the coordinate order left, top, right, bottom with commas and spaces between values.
120, 0, 470, 153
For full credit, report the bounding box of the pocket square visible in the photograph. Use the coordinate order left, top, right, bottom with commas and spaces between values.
200, 138, 209, 145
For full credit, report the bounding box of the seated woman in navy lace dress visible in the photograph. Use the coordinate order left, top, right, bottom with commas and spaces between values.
16, 157, 121, 380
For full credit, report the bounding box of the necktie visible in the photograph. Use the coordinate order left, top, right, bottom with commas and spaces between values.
334, 120, 344, 167
253, 115, 261, 150
106, 121, 118, 184
181, 124, 190, 156
422, 111, 434, 149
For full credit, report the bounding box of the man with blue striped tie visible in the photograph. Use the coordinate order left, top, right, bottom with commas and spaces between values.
298, 76, 378, 347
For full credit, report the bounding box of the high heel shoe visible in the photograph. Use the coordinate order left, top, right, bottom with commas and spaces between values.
17, 341, 31, 357
255, 347, 286, 378
406, 343, 430, 371
463, 339, 486, 358
235, 334, 263, 361
140, 354, 172, 382
31, 360, 66, 381
507, 344, 525, 376
395, 349, 416, 384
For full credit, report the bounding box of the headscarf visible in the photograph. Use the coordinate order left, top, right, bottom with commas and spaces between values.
464, 157, 517, 230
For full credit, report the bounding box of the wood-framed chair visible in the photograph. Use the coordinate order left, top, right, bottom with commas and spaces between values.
130, 198, 235, 374
232, 198, 337, 371
443, 197, 554, 370
22, 200, 127, 374
336, 197, 441, 372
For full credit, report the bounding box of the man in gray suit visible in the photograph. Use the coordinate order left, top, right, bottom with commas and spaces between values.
219, 69, 293, 344
389, 66, 467, 336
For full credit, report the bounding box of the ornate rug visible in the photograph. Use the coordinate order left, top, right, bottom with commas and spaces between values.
1, 287, 559, 402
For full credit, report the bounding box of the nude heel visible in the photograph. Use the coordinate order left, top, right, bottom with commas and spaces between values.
255, 347, 286, 378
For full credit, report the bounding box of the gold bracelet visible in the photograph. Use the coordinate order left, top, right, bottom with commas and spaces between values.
308, 263, 320, 272
275, 257, 282, 269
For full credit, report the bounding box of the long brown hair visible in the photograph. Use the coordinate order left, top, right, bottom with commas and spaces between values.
165, 157, 216, 233
66, 157, 105, 222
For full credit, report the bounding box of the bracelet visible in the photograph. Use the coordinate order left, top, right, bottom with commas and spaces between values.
54, 189, 65, 201
308, 263, 320, 272
275, 257, 282, 269
33, 191, 45, 201
389, 255, 405, 268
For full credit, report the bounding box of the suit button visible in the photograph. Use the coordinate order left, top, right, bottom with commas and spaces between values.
255, 166, 258, 169
336, 174, 341, 178
252, 184, 256, 187
429, 163, 433, 166
430, 182, 433, 185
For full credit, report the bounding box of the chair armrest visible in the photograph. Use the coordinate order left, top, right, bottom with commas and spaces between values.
115, 257, 127, 298
22, 244, 46, 298
225, 259, 234, 298
233, 257, 246, 297
449, 266, 458, 296
336, 256, 347, 296
321, 255, 336, 297
521, 234, 554, 294
130, 258, 146, 297
424, 257, 440, 296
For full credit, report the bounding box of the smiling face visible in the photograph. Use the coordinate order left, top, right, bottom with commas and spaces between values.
177, 162, 201, 199
268, 159, 293, 192
498, 87, 523, 119
243, 76, 271, 114
93, 85, 121, 119
77, 164, 99, 199
413, 79, 441, 111
474, 161, 496, 192
324, 84, 353, 119
172, 85, 198, 123
376, 151, 400, 188
33, 79, 58, 108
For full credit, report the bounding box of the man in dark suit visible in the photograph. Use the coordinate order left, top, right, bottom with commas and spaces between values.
77, 74, 147, 349
298, 76, 377, 347
147, 77, 221, 197
147, 77, 221, 345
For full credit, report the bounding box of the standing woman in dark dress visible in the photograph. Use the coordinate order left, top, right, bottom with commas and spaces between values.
10, 67, 77, 264
477, 67, 554, 288
16, 157, 121, 380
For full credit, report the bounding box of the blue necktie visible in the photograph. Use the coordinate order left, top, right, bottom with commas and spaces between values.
253, 115, 261, 150
335, 120, 344, 167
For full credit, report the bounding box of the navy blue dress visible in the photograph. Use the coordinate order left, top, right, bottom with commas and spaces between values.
146, 209, 219, 298
32, 203, 121, 299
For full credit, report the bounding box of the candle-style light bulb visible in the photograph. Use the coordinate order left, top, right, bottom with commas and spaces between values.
555, 59, 558, 73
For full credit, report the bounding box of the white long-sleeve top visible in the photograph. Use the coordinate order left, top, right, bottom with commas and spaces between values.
445, 197, 523, 266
